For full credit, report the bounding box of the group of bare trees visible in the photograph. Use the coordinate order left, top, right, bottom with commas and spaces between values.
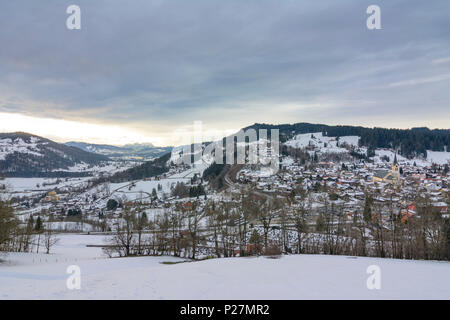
104, 186, 449, 261
0, 200, 59, 255
104, 202, 207, 259
105, 194, 281, 259
282, 190, 450, 261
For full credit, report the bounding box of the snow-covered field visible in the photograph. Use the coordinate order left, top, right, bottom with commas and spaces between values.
427, 150, 450, 165
106, 163, 211, 201
3, 177, 90, 192
285, 132, 357, 154
0, 234, 448, 300
109, 178, 190, 200
0, 177, 92, 199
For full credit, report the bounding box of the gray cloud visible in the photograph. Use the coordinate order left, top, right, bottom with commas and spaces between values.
0, 0, 449, 140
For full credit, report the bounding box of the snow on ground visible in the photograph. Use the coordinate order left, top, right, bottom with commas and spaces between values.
169, 143, 203, 165
108, 164, 210, 201
52, 161, 135, 174
372, 149, 437, 167
372, 149, 450, 167
0, 234, 448, 299
285, 132, 356, 154
339, 136, 360, 147
374, 149, 408, 163
110, 178, 189, 200
169, 164, 208, 179
281, 156, 295, 166
285, 132, 329, 149
2, 177, 90, 192
283, 133, 450, 167
0, 137, 43, 160
0, 234, 107, 268
169, 144, 212, 178
427, 150, 450, 165
0, 177, 92, 199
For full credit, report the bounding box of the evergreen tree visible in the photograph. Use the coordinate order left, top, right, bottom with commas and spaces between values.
35, 216, 42, 232
315, 214, 326, 232
363, 195, 373, 223
106, 199, 118, 211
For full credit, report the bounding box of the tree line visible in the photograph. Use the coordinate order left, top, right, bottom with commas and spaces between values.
2, 185, 448, 261
0, 202, 59, 255
103, 187, 449, 261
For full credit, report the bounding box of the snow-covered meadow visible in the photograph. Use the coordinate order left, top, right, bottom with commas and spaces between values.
427, 150, 450, 165
285, 132, 358, 154
3, 177, 90, 191
0, 234, 448, 300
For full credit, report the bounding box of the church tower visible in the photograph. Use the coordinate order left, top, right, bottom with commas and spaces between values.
392, 163, 400, 177
392, 153, 400, 181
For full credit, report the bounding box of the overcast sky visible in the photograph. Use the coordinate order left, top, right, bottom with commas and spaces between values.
0, 0, 449, 146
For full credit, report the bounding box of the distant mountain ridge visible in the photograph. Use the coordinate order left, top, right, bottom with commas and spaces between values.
0, 132, 108, 177
65, 141, 172, 160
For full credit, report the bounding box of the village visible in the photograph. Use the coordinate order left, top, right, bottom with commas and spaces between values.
2, 138, 449, 261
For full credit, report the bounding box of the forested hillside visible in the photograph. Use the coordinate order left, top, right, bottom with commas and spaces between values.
110, 153, 171, 182
245, 123, 450, 158
0, 132, 108, 177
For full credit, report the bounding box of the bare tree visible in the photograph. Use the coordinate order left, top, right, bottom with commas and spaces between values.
106, 206, 135, 257
186, 201, 204, 259
134, 206, 148, 255
293, 193, 309, 254
258, 199, 279, 252
43, 227, 59, 254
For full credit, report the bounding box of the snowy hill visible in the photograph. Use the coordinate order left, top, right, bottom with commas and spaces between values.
284, 132, 450, 166
246, 123, 450, 160
427, 150, 450, 165
0, 234, 448, 299
169, 142, 214, 174
285, 132, 360, 154
0, 132, 108, 177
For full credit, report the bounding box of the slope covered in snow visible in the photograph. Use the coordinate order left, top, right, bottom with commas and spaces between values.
0, 234, 448, 300
284, 132, 359, 154
0, 132, 108, 177
284, 132, 450, 167
0, 136, 43, 160
427, 150, 450, 165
